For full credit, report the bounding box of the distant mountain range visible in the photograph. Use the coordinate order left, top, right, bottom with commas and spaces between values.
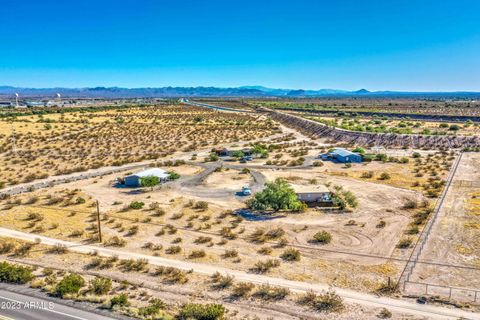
0, 85, 479, 99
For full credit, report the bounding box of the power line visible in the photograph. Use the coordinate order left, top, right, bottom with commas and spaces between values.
8, 203, 480, 273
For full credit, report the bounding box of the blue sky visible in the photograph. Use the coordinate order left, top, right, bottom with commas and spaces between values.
1, 0, 479, 91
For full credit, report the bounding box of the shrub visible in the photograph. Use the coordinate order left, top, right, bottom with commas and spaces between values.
375, 153, 387, 162
139, 298, 166, 317
257, 246, 273, 255
352, 147, 365, 154
397, 238, 413, 248
449, 124, 460, 131
129, 201, 145, 210
118, 258, 148, 272
252, 259, 280, 273
48, 244, 69, 254
222, 249, 238, 258
0, 241, 15, 254
376, 220, 386, 228
55, 273, 85, 297
168, 171, 180, 180
110, 293, 129, 308
89, 277, 112, 295
165, 245, 182, 254
0, 262, 34, 284
403, 199, 418, 209
253, 284, 290, 300
153, 266, 189, 284
194, 236, 212, 244
313, 231, 332, 244
104, 236, 126, 247
361, 171, 374, 179
379, 172, 391, 180
178, 303, 225, 320
231, 282, 255, 298
311, 159, 324, 167
188, 250, 206, 259
75, 197, 86, 204
280, 248, 301, 262
378, 308, 392, 318
210, 272, 234, 289
194, 201, 209, 210
298, 289, 344, 312
126, 225, 139, 236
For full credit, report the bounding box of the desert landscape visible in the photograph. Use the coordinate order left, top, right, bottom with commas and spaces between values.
0, 98, 479, 320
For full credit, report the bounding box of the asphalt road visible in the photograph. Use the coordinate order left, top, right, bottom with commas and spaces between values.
0, 289, 117, 320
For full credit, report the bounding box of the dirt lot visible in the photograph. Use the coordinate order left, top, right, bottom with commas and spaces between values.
409, 153, 480, 293
0, 237, 422, 320
0, 105, 280, 188
0, 154, 429, 294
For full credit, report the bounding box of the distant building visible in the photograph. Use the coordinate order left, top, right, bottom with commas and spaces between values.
290, 184, 332, 204
25, 101, 46, 107
123, 168, 169, 187
325, 148, 362, 163
0, 101, 12, 107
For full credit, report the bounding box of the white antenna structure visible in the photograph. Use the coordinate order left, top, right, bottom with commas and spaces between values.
15, 93, 19, 107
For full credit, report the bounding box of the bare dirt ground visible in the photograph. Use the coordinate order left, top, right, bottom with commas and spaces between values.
409, 153, 480, 296
202, 168, 252, 191
0, 246, 424, 320
259, 167, 423, 260
0, 157, 427, 293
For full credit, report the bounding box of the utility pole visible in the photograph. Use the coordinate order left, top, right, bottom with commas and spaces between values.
96, 200, 102, 243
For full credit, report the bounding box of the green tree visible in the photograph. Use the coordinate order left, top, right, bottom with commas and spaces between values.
247, 178, 306, 212
140, 175, 160, 189
352, 147, 365, 154
231, 150, 245, 159
252, 144, 269, 158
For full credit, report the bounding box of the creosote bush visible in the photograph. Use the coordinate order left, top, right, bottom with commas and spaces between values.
0, 261, 34, 284
178, 303, 225, 320
298, 289, 344, 313
312, 231, 332, 244
55, 273, 85, 297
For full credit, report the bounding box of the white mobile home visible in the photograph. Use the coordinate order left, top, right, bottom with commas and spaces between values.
124, 168, 169, 187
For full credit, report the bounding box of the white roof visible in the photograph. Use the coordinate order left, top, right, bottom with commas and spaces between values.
127, 168, 169, 179
290, 184, 330, 194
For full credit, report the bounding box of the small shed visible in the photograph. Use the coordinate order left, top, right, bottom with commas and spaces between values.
290, 184, 331, 203
124, 168, 169, 187
328, 148, 362, 163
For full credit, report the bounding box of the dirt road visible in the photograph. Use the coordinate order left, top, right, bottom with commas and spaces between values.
0, 227, 477, 320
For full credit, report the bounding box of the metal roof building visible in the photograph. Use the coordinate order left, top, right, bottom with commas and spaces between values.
290, 184, 331, 203
124, 168, 169, 187
328, 148, 363, 163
